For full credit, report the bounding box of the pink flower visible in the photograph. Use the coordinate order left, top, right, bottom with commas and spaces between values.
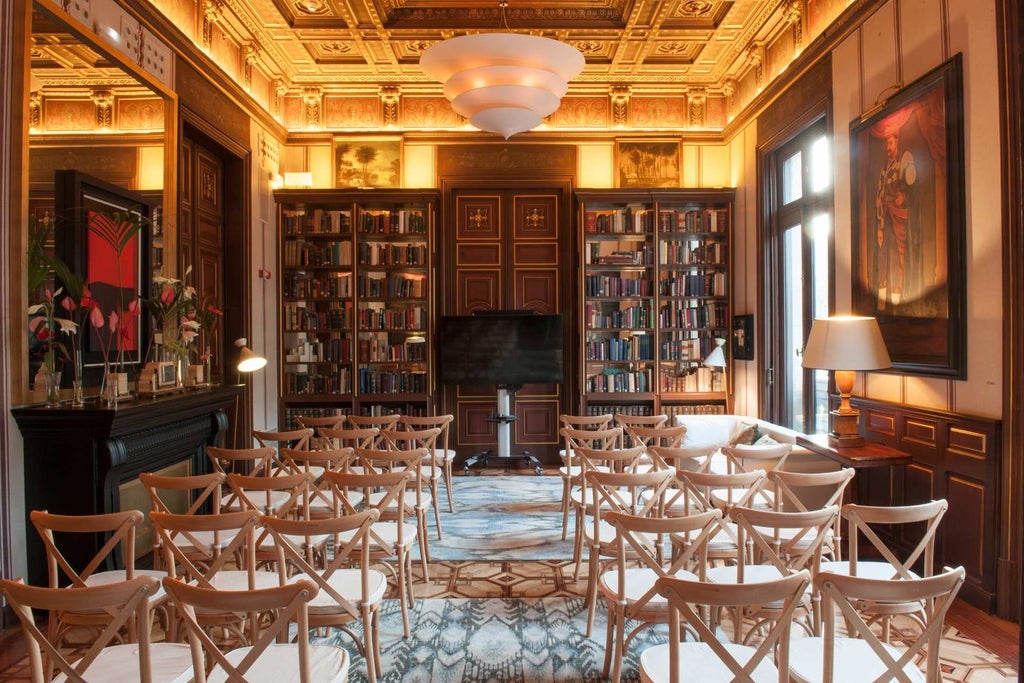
160, 285, 175, 306
61, 297, 76, 313
90, 306, 105, 330
108, 310, 119, 333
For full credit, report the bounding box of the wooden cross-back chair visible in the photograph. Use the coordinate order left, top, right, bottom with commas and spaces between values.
30, 509, 171, 655
150, 509, 278, 646
279, 446, 360, 516
261, 509, 386, 683
380, 426, 443, 539
294, 414, 349, 449
347, 414, 401, 448
400, 414, 457, 513
139, 471, 226, 571
163, 577, 350, 683
621, 424, 688, 471
578, 464, 673, 635
715, 443, 793, 510
788, 567, 965, 683
0, 575, 194, 683
252, 428, 315, 477
638, 570, 812, 683
706, 505, 840, 638
558, 425, 624, 543
816, 499, 949, 643
600, 507, 723, 683
322, 468, 418, 637
767, 468, 856, 562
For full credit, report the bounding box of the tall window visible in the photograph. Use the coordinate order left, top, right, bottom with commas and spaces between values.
763, 118, 833, 433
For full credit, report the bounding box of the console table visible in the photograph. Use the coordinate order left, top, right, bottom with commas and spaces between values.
795, 432, 912, 504
12, 385, 242, 586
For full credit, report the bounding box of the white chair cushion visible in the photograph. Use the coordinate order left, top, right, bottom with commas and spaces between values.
288, 569, 388, 610
207, 643, 350, 683
639, 642, 780, 682
817, 561, 922, 581
58, 643, 193, 683
705, 564, 786, 584
788, 636, 925, 683
599, 567, 699, 606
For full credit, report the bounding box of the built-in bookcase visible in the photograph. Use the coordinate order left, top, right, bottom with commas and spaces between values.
576, 189, 734, 419
276, 190, 439, 428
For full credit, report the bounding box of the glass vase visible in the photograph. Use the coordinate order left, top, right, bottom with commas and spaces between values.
203, 346, 212, 387
101, 366, 118, 408
44, 368, 62, 407
72, 349, 84, 406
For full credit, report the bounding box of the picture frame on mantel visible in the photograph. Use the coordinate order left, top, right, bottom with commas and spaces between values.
849, 53, 966, 379
732, 314, 754, 361
333, 136, 402, 189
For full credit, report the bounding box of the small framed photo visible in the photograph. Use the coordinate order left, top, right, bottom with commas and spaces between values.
333, 136, 402, 188
615, 139, 681, 188
159, 362, 177, 387
732, 314, 754, 361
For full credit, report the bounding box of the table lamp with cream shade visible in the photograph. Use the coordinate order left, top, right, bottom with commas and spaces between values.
801, 316, 891, 447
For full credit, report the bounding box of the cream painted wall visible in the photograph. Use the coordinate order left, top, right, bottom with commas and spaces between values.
724, 0, 1002, 421
832, 0, 1002, 417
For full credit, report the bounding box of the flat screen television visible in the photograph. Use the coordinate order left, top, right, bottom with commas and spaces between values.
438, 312, 564, 386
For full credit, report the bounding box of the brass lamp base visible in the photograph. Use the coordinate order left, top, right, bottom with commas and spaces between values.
829, 408, 864, 447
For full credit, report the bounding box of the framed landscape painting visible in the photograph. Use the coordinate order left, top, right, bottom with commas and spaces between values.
615, 139, 680, 188
850, 53, 966, 379
333, 136, 402, 188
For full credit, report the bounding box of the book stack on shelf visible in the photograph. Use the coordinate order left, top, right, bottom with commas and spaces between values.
577, 189, 734, 418
276, 190, 438, 427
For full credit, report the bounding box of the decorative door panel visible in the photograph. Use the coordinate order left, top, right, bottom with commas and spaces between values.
514, 242, 558, 265
514, 195, 558, 240
443, 183, 572, 466
458, 402, 498, 445
514, 269, 558, 314
457, 270, 501, 313
456, 196, 501, 240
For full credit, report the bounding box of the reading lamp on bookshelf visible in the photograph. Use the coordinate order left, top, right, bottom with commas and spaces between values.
703, 337, 728, 412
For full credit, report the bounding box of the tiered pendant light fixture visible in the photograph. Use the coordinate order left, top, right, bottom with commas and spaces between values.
419, 1, 585, 139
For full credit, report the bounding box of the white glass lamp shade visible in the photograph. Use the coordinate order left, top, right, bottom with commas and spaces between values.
419, 32, 584, 138
704, 338, 728, 368
801, 316, 891, 371
234, 338, 267, 373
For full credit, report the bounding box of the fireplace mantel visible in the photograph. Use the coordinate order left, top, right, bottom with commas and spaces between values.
12, 385, 242, 586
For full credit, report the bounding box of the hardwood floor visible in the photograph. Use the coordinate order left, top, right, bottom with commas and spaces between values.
947, 598, 1020, 669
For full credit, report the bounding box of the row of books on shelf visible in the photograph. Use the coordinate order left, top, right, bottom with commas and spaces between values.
583, 207, 655, 234
585, 244, 654, 266
285, 336, 352, 363
284, 302, 352, 331
358, 336, 428, 363
357, 273, 427, 299
283, 209, 352, 236
357, 306, 427, 331
584, 404, 656, 417
358, 210, 427, 235
356, 243, 428, 267
357, 369, 427, 394
585, 304, 653, 330
658, 208, 728, 234
358, 403, 427, 417
283, 407, 350, 430
283, 272, 352, 299
585, 335, 654, 362
661, 366, 724, 393
659, 271, 728, 297
285, 370, 351, 396
581, 403, 726, 418
660, 336, 715, 361
659, 240, 726, 266
658, 301, 728, 330
585, 274, 652, 298
586, 367, 653, 393
283, 240, 353, 267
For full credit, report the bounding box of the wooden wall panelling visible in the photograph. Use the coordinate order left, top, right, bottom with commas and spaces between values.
850, 396, 1001, 612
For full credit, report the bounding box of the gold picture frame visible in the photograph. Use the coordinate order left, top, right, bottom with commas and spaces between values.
615, 139, 681, 188
333, 136, 403, 189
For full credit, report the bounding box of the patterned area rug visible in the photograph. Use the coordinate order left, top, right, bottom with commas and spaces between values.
319, 596, 1018, 683
419, 475, 575, 561
321, 596, 662, 683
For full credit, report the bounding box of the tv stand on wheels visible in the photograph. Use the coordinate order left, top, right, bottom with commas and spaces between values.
463, 386, 543, 476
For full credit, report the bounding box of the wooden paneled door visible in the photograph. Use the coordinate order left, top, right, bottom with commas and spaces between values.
440, 186, 572, 466
179, 136, 225, 382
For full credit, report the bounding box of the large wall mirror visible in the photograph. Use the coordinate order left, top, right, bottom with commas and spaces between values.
27, 0, 177, 386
